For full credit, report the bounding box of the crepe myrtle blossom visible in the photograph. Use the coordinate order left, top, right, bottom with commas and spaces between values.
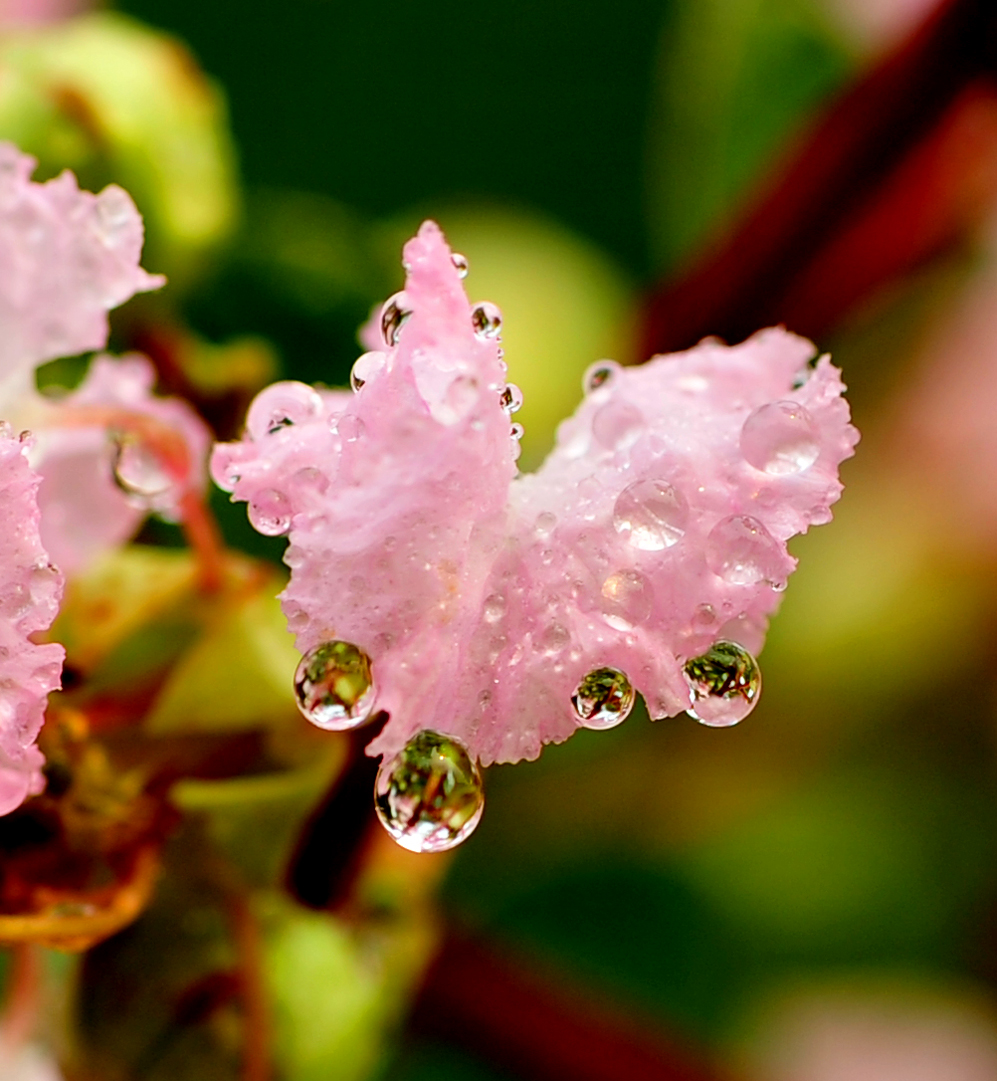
0, 143, 209, 813
213, 221, 858, 852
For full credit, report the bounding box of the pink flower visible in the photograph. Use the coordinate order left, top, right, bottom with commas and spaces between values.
0, 427, 64, 814
214, 221, 858, 768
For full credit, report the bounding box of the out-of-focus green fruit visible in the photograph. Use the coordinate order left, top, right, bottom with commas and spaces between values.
0, 12, 239, 287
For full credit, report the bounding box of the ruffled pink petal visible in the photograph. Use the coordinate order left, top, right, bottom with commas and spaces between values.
0, 144, 163, 392
34, 354, 212, 574
0, 427, 64, 814
217, 222, 858, 766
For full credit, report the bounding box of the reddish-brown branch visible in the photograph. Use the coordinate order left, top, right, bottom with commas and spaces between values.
179, 489, 225, 593
0, 944, 40, 1054
641, 0, 997, 355
228, 896, 272, 1081
409, 929, 730, 1081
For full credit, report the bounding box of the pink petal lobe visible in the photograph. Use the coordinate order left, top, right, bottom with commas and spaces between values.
0, 427, 64, 813
0, 144, 163, 393
217, 223, 858, 766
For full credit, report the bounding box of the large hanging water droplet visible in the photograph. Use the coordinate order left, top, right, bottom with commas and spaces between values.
293, 641, 376, 730
112, 435, 172, 501
471, 302, 502, 339
351, 350, 387, 392
740, 400, 820, 475
451, 252, 469, 278
571, 667, 635, 729
593, 401, 643, 451
248, 488, 292, 536
706, 515, 785, 587
374, 730, 484, 853
381, 292, 412, 346
500, 383, 523, 414
583, 360, 621, 394
683, 640, 760, 726
613, 479, 688, 550
600, 569, 653, 630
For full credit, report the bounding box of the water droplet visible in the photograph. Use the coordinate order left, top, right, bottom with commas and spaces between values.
293, 641, 376, 730
381, 292, 413, 346
500, 383, 523, 414
247, 381, 322, 438
351, 350, 387, 392
593, 401, 643, 451
583, 360, 621, 394
438, 375, 479, 424
483, 593, 506, 623
538, 622, 570, 655
535, 511, 557, 537
740, 400, 820, 475
112, 435, 172, 501
706, 515, 785, 587
248, 488, 292, 536
510, 422, 524, 441
471, 302, 502, 339
683, 640, 760, 726
571, 667, 635, 729
600, 570, 653, 630
451, 252, 469, 278
335, 415, 365, 442
613, 479, 688, 550
374, 730, 484, 853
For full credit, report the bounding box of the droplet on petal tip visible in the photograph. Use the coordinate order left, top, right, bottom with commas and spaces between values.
293, 640, 376, 731
374, 730, 484, 853
571, 667, 635, 730
683, 640, 761, 727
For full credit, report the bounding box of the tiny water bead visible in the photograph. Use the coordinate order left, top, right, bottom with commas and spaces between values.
593, 401, 643, 451
600, 569, 653, 630
351, 350, 387, 392
293, 641, 376, 730
381, 292, 413, 346
247, 382, 322, 438
451, 252, 469, 278
111, 434, 172, 501
683, 639, 761, 726
248, 488, 291, 536
499, 383, 523, 414
471, 302, 502, 339
740, 400, 820, 475
706, 514, 785, 587
374, 730, 484, 853
570, 667, 635, 729
583, 360, 621, 394
613, 479, 688, 551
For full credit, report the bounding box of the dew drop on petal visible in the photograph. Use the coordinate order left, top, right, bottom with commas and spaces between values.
248, 487, 292, 536
570, 667, 635, 729
534, 511, 557, 537
112, 435, 172, 501
335, 415, 365, 443
381, 292, 413, 346
247, 382, 323, 438
593, 401, 643, 451
471, 302, 502, 339
451, 252, 469, 278
483, 593, 506, 623
706, 515, 785, 587
613, 479, 688, 550
740, 400, 820, 475
500, 383, 523, 414
293, 640, 376, 730
583, 360, 621, 394
351, 350, 387, 392
510, 422, 524, 441
683, 639, 760, 726
600, 569, 653, 630
374, 730, 484, 853
538, 621, 570, 655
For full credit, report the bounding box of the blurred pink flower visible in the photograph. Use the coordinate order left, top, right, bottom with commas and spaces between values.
215, 221, 858, 766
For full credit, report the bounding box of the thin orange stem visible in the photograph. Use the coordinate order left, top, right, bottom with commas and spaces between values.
180, 490, 225, 594
228, 897, 271, 1081
0, 944, 41, 1054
